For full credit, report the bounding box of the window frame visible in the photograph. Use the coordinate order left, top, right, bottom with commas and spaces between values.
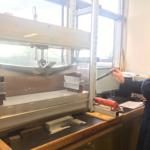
76, 0, 124, 68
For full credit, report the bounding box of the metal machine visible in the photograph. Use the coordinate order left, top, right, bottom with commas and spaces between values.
0, 1, 125, 150
0, 0, 97, 134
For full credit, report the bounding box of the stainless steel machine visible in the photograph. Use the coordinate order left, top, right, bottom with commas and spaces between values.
0, 1, 124, 150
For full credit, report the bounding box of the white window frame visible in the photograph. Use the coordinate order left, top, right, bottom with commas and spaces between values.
76, 0, 125, 68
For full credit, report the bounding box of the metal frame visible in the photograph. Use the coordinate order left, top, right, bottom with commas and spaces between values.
119, 0, 129, 70
89, 0, 99, 111
68, 0, 123, 111
74, 0, 125, 110
0, 0, 126, 115
76, 7, 122, 20
0, 13, 90, 49
66, 0, 77, 65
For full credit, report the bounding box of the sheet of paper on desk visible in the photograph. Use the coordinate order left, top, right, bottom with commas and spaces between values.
119, 101, 144, 109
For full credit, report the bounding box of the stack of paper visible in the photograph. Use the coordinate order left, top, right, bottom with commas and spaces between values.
119, 101, 144, 109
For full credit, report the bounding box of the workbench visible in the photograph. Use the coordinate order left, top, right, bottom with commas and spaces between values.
0, 106, 144, 150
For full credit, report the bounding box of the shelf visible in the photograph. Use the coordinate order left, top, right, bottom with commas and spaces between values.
0, 14, 90, 49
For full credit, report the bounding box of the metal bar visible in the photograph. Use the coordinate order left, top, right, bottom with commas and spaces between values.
76, 6, 122, 20
0, 90, 88, 117
112, 20, 118, 68
67, 0, 76, 28
100, 8, 122, 20
46, 0, 66, 6
61, 5, 65, 64
89, 0, 99, 111
0, 101, 88, 132
46, 0, 90, 9
61, 4, 65, 27
0, 14, 90, 49
66, 0, 77, 64
76, 6, 91, 15
96, 69, 113, 81
119, 0, 129, 70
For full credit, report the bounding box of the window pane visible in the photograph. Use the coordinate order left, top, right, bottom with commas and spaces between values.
0, 43, 64, 66
80, 0, 92, 4
78, 14, 91, 32
79, 50, 90, 57
80, 0, 121, 14
78, 14, 115, 61
78, 14, 91, 59
0, 0, 62, 25
63, 6, 67, 27
0, 43, 37, 66
99, 0, 121, 14
0, 1, 65, 66
48, 49, 62, 65
97, 16, 115, 61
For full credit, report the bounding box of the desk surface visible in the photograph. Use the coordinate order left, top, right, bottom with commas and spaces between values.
31, 107, 144, 150
0, 139, 12, 150
1, 106, 144, 150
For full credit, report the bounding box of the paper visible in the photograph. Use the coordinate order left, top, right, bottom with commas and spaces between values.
119, 101, 144, 109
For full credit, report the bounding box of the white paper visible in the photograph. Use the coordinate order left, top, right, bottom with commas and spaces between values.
119, 101, 144, 109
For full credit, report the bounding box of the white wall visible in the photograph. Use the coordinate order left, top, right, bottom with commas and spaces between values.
125, 0, 150, 74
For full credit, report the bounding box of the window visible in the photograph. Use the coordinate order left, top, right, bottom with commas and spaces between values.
0, 0, 123, 67
97, 16, 115, 61
0, 0, 62, 25
0, 0, 67, 66
0, 44, 33, 66
78, 14, 91, 59
77, 0, 123, 67
99, 0, 121, 14
0, 43, 66, 66
81, 0, 121, 14
78, 14, 91, 32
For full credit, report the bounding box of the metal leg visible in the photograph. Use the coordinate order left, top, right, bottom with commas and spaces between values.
89, 0, 99, 111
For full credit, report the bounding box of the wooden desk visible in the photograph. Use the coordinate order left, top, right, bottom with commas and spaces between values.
1, 107, 144, 150
31, 107, 144, 150
0, 139, 12, 150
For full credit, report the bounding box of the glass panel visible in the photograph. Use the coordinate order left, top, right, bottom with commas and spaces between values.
0, 43, 64, 66
79, 49, 90, 58
78, 14, 115, 62
80, 0, 92, 4
99, 0, 121, 14
78, 14, 91, 32
63, 6, 67, 27
0, 1, 66, 66
97, 16, 115, 61
48, 49, 63, 65
0, 0, 62, 25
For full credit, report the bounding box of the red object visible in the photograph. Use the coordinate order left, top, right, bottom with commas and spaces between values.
94, 97, 119, 111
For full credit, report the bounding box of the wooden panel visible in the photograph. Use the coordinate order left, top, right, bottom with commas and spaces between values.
30, 107, 143, 150
62, 124, 123, 150
0, 14, 90, 49
122, 118, 141, 150
119, 107, 144, 150
0, 139, 12, 150
0, 107, 143, 150
31, 120, 121, 150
